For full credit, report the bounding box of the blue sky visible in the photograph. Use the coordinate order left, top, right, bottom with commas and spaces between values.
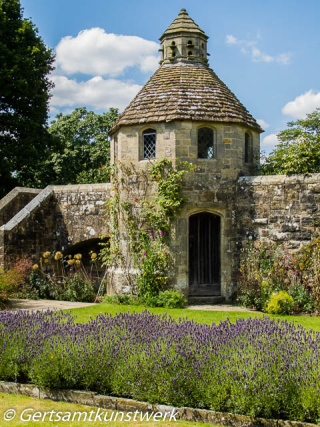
22, 0, 320, 153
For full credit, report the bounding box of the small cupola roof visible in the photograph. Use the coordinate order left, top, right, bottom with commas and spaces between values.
159, 9, 209, 66
109, 9, 262, 135
159, 8, 208, 40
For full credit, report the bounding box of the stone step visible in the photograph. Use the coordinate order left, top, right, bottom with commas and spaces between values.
188, 296, 225, 305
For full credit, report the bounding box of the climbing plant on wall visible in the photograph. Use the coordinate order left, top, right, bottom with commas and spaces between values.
101, 159, 192, 299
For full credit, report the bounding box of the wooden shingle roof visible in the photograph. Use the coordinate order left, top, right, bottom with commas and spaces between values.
109, 63, 262, 134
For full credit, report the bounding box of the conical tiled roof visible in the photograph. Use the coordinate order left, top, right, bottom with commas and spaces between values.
110, 63, 262, 134
159, 8, 207, 40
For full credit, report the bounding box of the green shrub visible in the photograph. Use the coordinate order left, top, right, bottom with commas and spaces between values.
61, 274, 96, 303
265, 291, 294, 315
289, 282, 315, 314
156, 289, 187, 308
143, 294, 159, 307
104, 289, 187, 309
104, 293, 138, 305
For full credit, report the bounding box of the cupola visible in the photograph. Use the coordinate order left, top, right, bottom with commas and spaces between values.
159, 8, 209, 65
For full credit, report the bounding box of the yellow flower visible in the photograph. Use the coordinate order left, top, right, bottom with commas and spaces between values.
74, 253, 82, 260
44, 259, 49, 264
68, 255, 72, 259
43, 251, 51, 259
299, 263, 305, 271
32, 264, 39, 270
279, 268, 284, 274
54, 251, 63, 261
91, 253, 97, 260
68, 259, 75, 266
75, 260, 81, 267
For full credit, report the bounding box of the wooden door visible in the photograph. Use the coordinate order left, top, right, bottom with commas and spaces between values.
189, 212, 221, 296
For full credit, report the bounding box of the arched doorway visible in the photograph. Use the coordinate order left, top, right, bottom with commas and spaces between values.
189, 212, 221, 296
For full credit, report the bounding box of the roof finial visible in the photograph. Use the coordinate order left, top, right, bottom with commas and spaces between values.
180, 8, 187, 14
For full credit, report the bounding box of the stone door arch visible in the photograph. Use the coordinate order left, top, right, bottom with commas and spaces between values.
189, 212, 221, 297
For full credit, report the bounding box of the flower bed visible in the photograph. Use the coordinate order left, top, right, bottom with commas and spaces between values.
1, 310, 320, 423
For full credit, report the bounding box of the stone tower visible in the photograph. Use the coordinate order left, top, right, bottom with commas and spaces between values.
109, 9, 263, 302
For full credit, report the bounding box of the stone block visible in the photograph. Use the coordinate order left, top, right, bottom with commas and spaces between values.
117, 398, 151, 413
94, 395, 118, 410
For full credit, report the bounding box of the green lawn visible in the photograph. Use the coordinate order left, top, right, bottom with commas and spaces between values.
68, 303, 320, 331
0, 393, 214, 427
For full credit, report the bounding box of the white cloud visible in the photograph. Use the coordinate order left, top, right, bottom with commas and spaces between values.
282, 90, 320, 119
257, 119, 270, 129
50, 75, 142, 112
55, 28, 160, 77
226, 34, 237, 44
225, 34, 291, 65
261, 133, 279, 147
251, 47, 273, 63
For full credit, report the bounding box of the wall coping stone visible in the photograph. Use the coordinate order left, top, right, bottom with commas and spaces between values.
239, 173, 320, 186
52, 183, 112, 193
0, 381, 318, 427
0, 187, 42, 213
0, 183, 112, 232
0, 187, 53, 231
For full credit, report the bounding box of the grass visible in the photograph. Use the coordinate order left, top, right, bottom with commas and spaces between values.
68, 302, 320, 331
0, 393, 215, 427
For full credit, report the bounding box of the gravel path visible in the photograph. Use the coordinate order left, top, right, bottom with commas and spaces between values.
7, 299, 97, 311
7, 299, 253, 312
187, 304, 253, 312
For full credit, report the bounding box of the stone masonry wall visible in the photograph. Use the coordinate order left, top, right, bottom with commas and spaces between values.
236, 174, 320, 249
0, 184, 111, 267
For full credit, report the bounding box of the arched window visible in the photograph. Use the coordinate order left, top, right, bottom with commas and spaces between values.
245, 132, 251, 163
143, 128, 156, 159
198, 127, 214, 159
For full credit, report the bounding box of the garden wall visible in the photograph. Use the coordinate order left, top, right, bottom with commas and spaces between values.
236, 173, 320, 248
1, 173, 320, 299
0, 184, 111, 267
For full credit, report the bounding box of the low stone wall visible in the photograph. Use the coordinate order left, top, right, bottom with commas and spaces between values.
0, 381, 316, 427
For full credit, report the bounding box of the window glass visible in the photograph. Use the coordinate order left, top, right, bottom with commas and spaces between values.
143, 129, 156, 159
245, 132, 250, 163
198, 127, 214, 159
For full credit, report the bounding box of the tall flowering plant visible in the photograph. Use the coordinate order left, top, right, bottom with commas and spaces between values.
102, 159, 193, 299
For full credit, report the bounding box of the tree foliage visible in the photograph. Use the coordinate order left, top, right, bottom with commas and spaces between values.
43, 107, 119, 185
0, 0, 55, 197
262, 109, 320, 175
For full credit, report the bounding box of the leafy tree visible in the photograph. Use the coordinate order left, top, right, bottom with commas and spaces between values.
0, 0, 55, 197
262, 109, 320, 175
43, 107, 119, 185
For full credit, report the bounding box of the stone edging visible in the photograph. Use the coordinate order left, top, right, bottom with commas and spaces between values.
0, 381, 318, 427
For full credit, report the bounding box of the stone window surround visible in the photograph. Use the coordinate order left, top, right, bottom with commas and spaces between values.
139, 125, 158, 161
196, 124, 217, 160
